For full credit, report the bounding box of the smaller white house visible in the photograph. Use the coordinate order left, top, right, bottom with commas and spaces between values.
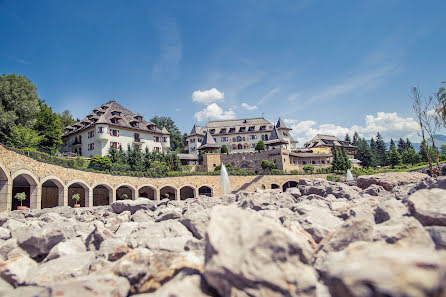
61, 100, 170, 157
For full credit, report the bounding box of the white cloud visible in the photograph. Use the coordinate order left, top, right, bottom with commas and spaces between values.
194, 103, 235, 122
259, 87, 280, 105
192, 88, 224, 104
175, 108, 181, 112
241, 103, 258, 110
285, 111, 420, 144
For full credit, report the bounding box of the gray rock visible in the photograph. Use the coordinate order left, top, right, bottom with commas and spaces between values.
44, 237, 86, 261
0, 286, 50, 297
407, 188, 446, 226
131, 209, 155, 223
373, 217, 435, 248
180, 209, 211, 240
28, 252, 96, 285
155, 208, 182, 222
86, 221, 117, 250
0, 228, 10, 241
298, 207, 343, 242
111, 198, 156, 214
425, 226, 446, 249
14, 222, 75, 258
374, 199, 408, 224
287, 187, 301, 198
45, 273, 130, 297
99, 238, 130, 261
324, 241, 446, 297
204, 206, 318, 297
360, 184, 387, 196
0, 254, 38, 287
357, 172, 432, 191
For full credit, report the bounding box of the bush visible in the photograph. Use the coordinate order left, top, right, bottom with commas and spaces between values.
88, 155, 112, 171
272, 169, 285, 175
73, 157, 87, 169
327, 174, 342, 182
303, 165, 314, 174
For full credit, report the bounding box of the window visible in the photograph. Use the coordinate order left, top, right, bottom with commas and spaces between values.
238, 144, 243, 149
130, 122, 137, 127
239, 127, 246, 132
147, 124, 155, 130
283, 132, 288, 136
220, 128, 227, 134
110, 118, 118, 124
244, 144, 248, 149
88, 130, 95, 138
163, 137, 168, 142
237, 136, 242, 142
210, 129, 215, 134
134, 133, 140, 142
110, 129, 119, 137
229, 128, 235, 133
214, 138, 217, 142
250, 135, 257, 140
154, 136, 160, 142
111, 142, 120, 149
111, 111, 121, 116
261, 135, 265, 141
232, 137, 236, 142
248, 126, 255, 131
154, 147, 161, 152
221, 137, 228, 142
251, 143, 255, 148
88, 143, 94, 151
265, 134, 269, 141
98, 127, 104, 134
259, 125, 266, 131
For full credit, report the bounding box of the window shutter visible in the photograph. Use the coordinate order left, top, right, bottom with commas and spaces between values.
117, 130, 120, 137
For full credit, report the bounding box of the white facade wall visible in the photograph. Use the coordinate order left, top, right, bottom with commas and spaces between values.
62, 124, 170, 157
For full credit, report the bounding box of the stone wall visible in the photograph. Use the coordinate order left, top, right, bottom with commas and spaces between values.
221, 149, 284, 173
0, 144, 327, 211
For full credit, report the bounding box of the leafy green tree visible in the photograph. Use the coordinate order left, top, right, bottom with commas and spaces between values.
88, 155, 112, 171
375, 133, 387, 166
34, 103, 62, 153
57, 110, 75, 130
388, 144, 402, 168
150, 116, 183, 151
255, 140, 266, 152
163, 152, 181, 171
221, 144, 229, 154
7, 124, 43, 148
419, 141, 429, 162
147, 161, 168, 176
0, 74, 41, 142
261, 160, 276, 172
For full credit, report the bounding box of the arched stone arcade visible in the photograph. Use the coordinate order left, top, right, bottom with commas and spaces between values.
180, 186, 196, 200
138, 185, 156, 200
92, 184, 113, 206
12, 171, 39, 210
282, 181, 298, 192
116, 184, 136, 200
67, 181, 90, 207
0, 165, 10, 211
198, 185, 213, 197
41, 177, 64, 209
160, 185, 177, 200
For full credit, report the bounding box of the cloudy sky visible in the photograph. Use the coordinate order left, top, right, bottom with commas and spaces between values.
1, 0, 445, 144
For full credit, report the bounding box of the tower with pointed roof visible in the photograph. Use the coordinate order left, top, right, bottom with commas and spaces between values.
61, 100, 170, 157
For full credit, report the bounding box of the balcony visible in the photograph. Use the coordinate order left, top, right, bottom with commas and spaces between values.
133, 136, 143, 143
71, 139, 82, 147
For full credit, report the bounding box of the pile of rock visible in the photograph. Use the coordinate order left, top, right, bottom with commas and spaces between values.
0, 172, 445, 297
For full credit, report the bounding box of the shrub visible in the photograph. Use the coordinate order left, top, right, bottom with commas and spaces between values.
72, 193, 80, 203
14, 192, 26, 206
121, 193, 129, 200
88, 155, 112, 171
303, 165, 314, 174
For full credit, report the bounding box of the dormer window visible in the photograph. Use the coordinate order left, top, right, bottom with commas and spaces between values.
248, 126, 255, 131
111, 111, 121, 116
259, 125, 266, 131
110, 118, 119, 124
210, 129, 216, 134
135, 116, 142, 121
147, 124, 155, 130
96, 111, 104, 116
220, 128, 227, 134
239, 127, 246, 132
130, 122, 138, 127
101, 105, 108, 110
229, 128, 235, 133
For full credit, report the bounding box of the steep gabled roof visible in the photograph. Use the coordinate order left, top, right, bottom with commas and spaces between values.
198, 131, 219, 150
276, 118, 292, 130
188, 124, 203, 136
303, 134, 356, 148
265, 126, 288, 145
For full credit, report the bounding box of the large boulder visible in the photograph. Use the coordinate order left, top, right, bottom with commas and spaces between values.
374, 199, 408, 224
425, 226, 446, 249
407, 188, 446, 226
204, 206, 318, 297
111, 198, 156, 214
99, 238, 131, 261
0, 254, 37, 287
323, 242, 446, 297
179, 209, 211, 240
357, 172, 431, 191
298, 207, 343, 243
44, 237, 86, 261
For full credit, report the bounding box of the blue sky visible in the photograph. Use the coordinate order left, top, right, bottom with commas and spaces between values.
1, 0, 445, 143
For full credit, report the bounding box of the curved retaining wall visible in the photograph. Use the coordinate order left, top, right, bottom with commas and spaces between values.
0, 145, 327, 210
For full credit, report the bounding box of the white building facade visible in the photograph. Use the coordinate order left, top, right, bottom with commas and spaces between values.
61, 101, 170, 157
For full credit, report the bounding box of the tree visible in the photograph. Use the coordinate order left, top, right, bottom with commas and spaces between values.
397, 138, 406, 154
126, 144, 144, 172
436, 81, 446, 127
388, 144, 402, 168
375, 133, 387, 166
57, 110, 75, 130
344, 134, 351, 142
352, 132, 360, 146
221, 144, 229, 154
340, 146, 351, 171
356, 138, 373, 168
7, 124, 43, 149
34, 102, 62, 153
0, 74, 41, 142
150, 116, 183, 151
405, 138, 414, 150
331, 146, 341, 172
441, 144, 446, 155
255, 140, 266, 152
261, 160, 276, 173
401, 148, 419, 165
88, 155, 112, 171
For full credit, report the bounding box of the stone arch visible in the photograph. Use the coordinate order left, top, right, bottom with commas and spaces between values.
271, 183, 280, 189
92, 183, 113, 206
116, 184, 136, 200
138, 185, 156, 200
0, 163, 10, 211
282, 180, 298, 192
12, 170, 38, 210
160, 185, 177, 200
180, 185, 196, 200
198, 185, 213, 197
67, 180, 90, 208
41, 176, 64, 209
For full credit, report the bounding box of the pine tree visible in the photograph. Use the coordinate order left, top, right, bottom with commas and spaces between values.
356, 138, 373, 168
331, 146, 340, 173
341, 145, 351, 170
34, 103, 62, 153
352, 132, 360, 146
405, 138, 414, 150
388, 144, 402, 168
419, 141, 429, 162
375, 133, 387, 166
344, 134, 351, 142
397, 138, 406, 154
401, 148, 419, 165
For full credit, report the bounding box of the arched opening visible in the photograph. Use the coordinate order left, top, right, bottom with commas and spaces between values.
240, 163, 249, 169
68, 182, 89, 207
116, 185, 135, 200
160, 186, 176, 200
198, 186, 213, 197
0, 166, 9, 211
282, 181, 298, 192
271, 184, 280, 189
180, 186, 195, 200
93, 185, 112, 206
237, 144, 243, 150
41, 179, 63, 208
12, 173, 37, 210
138, 186, 156, 200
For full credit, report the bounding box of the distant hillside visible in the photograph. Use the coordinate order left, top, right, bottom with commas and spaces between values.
366, 134, 446, 152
